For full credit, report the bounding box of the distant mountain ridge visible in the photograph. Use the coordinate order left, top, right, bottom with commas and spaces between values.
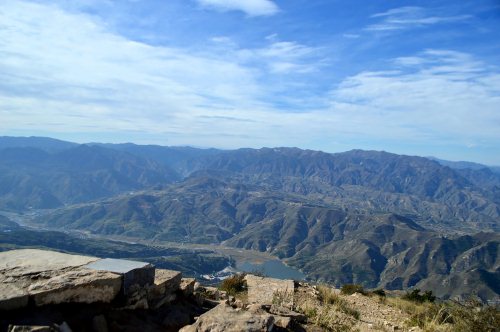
1, 136, 499, 301
0, 143, 179, 210
0, 136, 78, 152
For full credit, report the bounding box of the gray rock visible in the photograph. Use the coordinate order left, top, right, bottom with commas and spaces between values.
0, 250, 121, 309
0, 249, 99, 275
245, 275, 294, 306
272, 316, 292, 329
269, 304, 306, 323
28, 268, 122, 306
147, 269, 181, 308
0, 283, 29, 310
179, 303, 275, 332
92, 315, 108, 332
56, 322, 72, 332
84, 258, 155, 295
180, 278, 196, 296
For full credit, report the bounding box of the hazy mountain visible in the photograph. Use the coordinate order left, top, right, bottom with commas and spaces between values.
0, 136, 78, 152
90, 142, 221, 176
427, 156, 493, 170
2, 137, 500, 300
183, 148, 500, 232
0, 144, 180, 210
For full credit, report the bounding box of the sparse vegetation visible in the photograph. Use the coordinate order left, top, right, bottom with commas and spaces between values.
341, 283, 366, 295
370, 288, 386, 297
219, 273, 247, 296
402, 289, 436, 303
287, 284, 360, 331
387, 297, 500, 332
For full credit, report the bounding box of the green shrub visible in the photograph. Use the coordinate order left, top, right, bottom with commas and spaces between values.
402, 289, 436, 303
341, 284, 365, 295
219, 273, 246, 296
371, 288, 386, 297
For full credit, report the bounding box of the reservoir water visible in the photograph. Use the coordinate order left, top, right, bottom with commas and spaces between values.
235, 259, 306, 280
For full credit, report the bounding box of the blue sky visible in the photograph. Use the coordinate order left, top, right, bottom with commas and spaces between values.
1, 0, 499, 164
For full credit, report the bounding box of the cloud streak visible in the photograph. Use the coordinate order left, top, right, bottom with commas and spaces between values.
196, 0, 279, 16
330, 49, 500, 145
0, 0, 325, 148
367, 6, 471, 31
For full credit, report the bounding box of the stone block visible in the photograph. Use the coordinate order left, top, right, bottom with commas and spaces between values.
153, 269, 182, 294
0, 283, 29, 310
84, 258, 155, 295
28, 268, 122, 306
245, 275, 294, 306
147, 269, 181, 308
179, 303, 275, 332
180, 278, 195, 296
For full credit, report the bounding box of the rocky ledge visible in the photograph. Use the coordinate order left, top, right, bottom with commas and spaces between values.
1, 249, 428, 332
0, 249, 312, 332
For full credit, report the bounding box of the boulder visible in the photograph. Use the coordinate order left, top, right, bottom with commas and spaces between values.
0, 283, 29, 310
269, 305, 306, 323
28, 268, 122, 306
180, 278, 196, 296
147, 269, 182, 308
179, 303, 274, 332
84, 258, 155, 295
245, 275, 294, 306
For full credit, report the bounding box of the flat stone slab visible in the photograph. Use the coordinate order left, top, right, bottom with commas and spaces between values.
28, 268, 122, 306
246, 275, 295, 306
85, 258, 154, 294
84, 258, 151, 274
0, 249, 99, 276
0, 249, 121, 309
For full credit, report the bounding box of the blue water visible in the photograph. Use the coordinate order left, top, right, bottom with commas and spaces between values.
236, 259, 305, 280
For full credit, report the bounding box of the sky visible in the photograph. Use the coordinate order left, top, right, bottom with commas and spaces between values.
1, 0, 499, 164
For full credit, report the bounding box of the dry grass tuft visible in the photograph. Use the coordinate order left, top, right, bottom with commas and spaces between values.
283, 284, 361, 331
219, 273, 246, 296
387, 297, 500, 332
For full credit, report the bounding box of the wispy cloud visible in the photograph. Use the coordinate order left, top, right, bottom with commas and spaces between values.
329, 50, 500, 145
367, 6, 471, 31
252, 41, 322, 74
0, 1, 324, 148
196, 0, 279, 16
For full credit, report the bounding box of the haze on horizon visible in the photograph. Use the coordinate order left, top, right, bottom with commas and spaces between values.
1, 0, 499, 164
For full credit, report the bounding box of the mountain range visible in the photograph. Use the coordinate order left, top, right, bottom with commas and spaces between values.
0, 136, 499, 301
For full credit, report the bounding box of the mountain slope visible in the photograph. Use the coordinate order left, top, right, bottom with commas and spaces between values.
33, 175, 500, 301
0, 145, 180, 210
0, 136, 78, 152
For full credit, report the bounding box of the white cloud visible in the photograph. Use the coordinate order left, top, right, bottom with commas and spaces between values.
329, 50, 500, 144
237, 41, 323, 74
367, 6, 471, 31
0, 0, 328, 148
196, 0, 279, 16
